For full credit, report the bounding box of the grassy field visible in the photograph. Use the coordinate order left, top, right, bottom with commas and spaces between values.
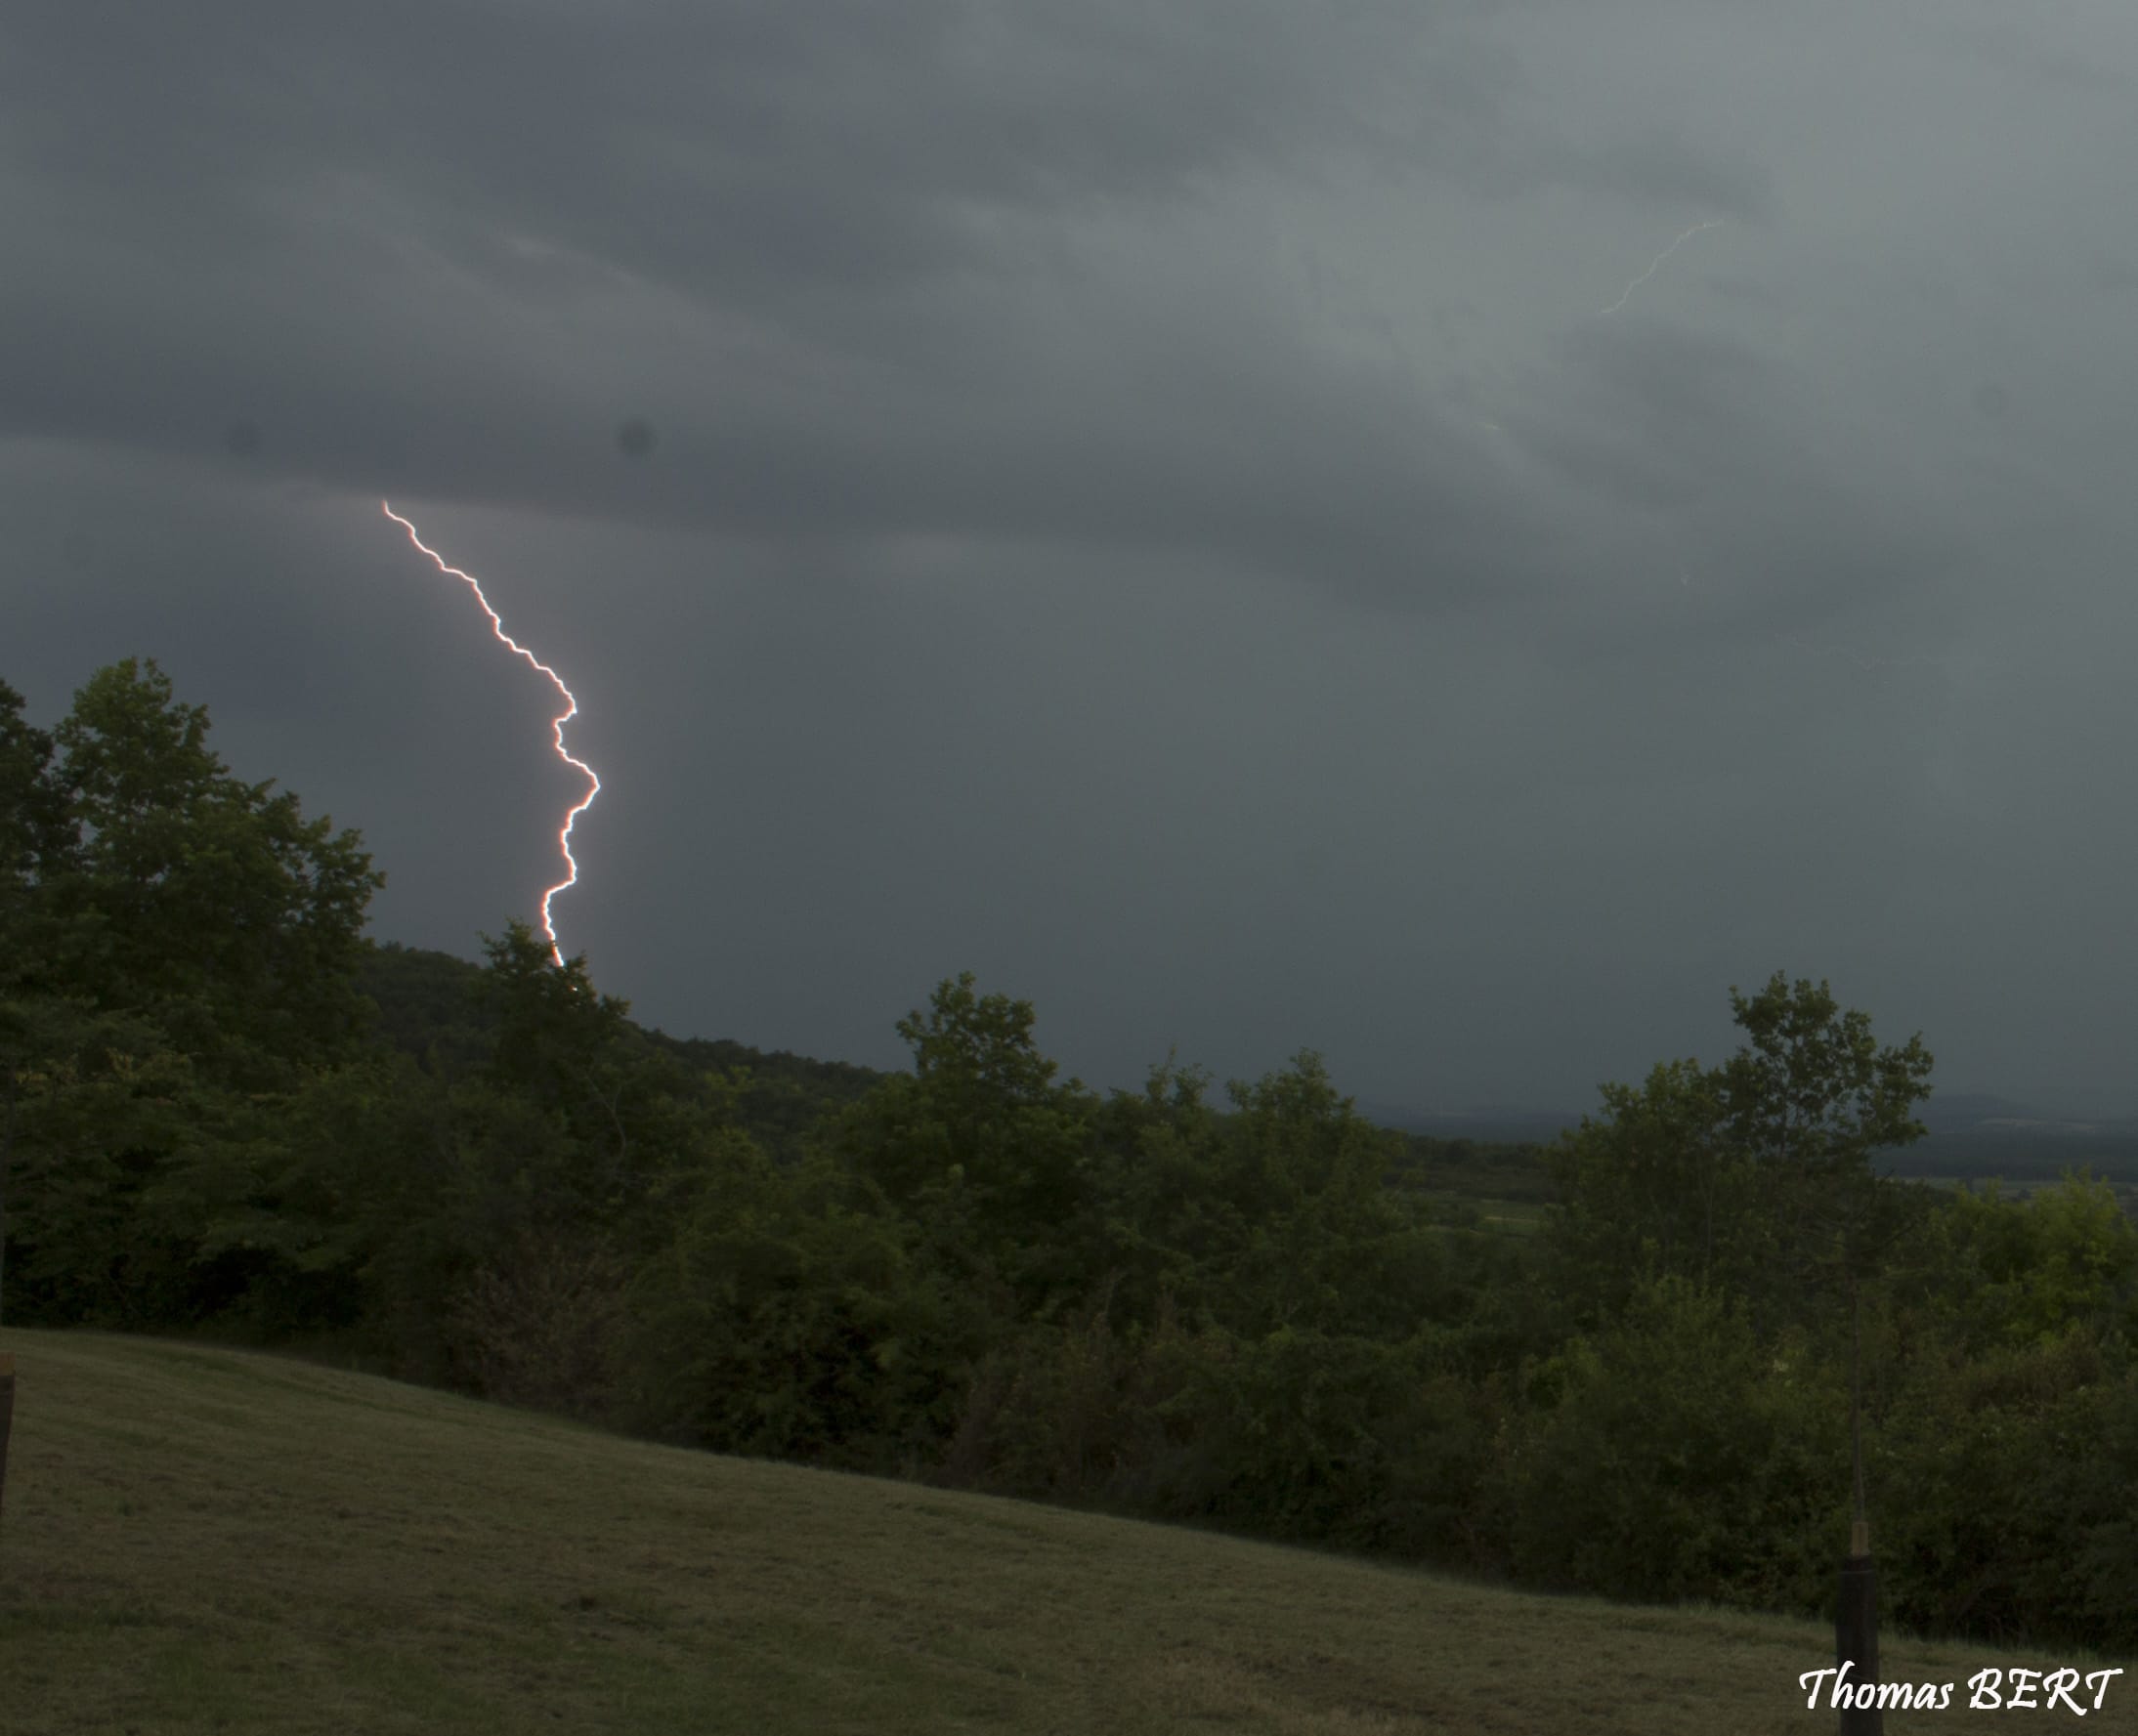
1, 1330, 2130, 1734
1425, 1195, 1549, 1238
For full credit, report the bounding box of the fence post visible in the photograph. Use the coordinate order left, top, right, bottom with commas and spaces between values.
1836, 1516, 1883, 1733
0, 1350, 15, 1538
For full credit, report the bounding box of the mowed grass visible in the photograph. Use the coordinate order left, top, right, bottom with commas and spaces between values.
1, 1332, 2130, 1735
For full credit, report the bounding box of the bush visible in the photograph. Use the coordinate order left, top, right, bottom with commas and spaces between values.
1492, 1276, 1841, 1610
444, 1226, 628, 1422
620, 1153, 983, 1471
1873, 1330, 2132, 1647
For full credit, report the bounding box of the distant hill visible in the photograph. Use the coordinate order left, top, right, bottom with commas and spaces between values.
1365, 1088, 2138, 1184
355, 944, 2138, 1184
1915, 1090, 2047, 1133
1871, 1089, 2138, 1181
1357, 1103, 1584, 1143
356, 939, 887, 1159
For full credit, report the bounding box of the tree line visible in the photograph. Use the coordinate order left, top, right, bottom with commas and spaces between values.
5, 658, 2136, 1650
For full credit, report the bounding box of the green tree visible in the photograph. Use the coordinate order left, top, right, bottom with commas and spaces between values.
36, 658, 384, 1077
1717, 972, 1933, 1319
1546, 1056, 1746, 1318
1, 660, 386, 1326
295, 926, 750, 1392
0, 995, 221, 1324
2, 682, 74, 1314
623, 1142, 983, 1467
0, 680, 70, 979
1872, 1328, 2121, 1645
1207, 1054, 1441, 1339
1082, 1059, 1231, 1331
476, 923, 629, 1101
1494, 1275, 1840, 1609
1914, 1175, 2138, 1351
831, 973, 1096, 1319
1548, 974, 1932, 1329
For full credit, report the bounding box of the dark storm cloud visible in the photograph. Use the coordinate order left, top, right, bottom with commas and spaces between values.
1512, 320, 1981, 629
1525, 325, 1789, 509
0, 0, 1753, 634
7, 0, 2138, 1112
0, 0, 1540, 606
1931, 16, 2136, 94
1467, 128, 1777, 223
1, 0, 1465, 340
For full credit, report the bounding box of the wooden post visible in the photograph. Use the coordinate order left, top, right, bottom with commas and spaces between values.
1837, 1528, 1883, 1733
1834, 1269, 1883, 1730
0, 1350, 15, 1533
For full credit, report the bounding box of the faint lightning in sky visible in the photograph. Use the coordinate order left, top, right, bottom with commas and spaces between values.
1600, 219, 1726, 317
382, 501, 600, 967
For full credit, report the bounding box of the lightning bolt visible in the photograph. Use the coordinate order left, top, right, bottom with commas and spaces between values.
382, 501, 599, 968
1599, 218, 1725, 317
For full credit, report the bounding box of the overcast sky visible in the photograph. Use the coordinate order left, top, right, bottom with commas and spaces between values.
6, 1, 2137, 1114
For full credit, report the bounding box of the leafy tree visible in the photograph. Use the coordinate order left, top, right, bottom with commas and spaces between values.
1079, 1052, 1452, 1344
355, 941, 496, 1080
1080, 1059, 1235, 1332
32, 659, 384, 1078
1156, 1324, 1472, 1551
0, 995, 219, 1324
1494, 1275, 1841, 1608
0, 680, 69, 979
2026, 1367, 2138, 1649
475, 923, 629, 1103
1, 682, 73, 1315
1206, 1055, 1444, 1339
624, 1144, 984, 1467
289, 927, 761, 1387
1546, 1056, 1745, 1318
1872, 1328, 2122, 1644
831, 973, 1097, 1319
1548, 973, 1933, 1330
1912, 1175, 2138, 1351
1, 660, 388, 1325
1717, 972, 1933, 1320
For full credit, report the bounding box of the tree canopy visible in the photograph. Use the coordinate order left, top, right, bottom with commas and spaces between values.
7, 659, 381, 1077
1548, 972, 1934, 1327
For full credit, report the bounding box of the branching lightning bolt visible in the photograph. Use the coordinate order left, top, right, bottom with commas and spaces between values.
382, 501, 599, 968
1600, 218, 1725, 317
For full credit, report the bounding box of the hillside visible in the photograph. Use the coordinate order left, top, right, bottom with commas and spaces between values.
357, 939, 887, 1158
1375, 1091, 2138, 1191
357, 938, 1549, 1192
3, 1332, 2125, 1735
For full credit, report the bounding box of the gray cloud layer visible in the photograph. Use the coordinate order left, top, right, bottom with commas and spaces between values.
6, 0, 2137, 1109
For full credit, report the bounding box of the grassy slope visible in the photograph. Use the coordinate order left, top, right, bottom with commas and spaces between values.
1, 1332, 2129, 1735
